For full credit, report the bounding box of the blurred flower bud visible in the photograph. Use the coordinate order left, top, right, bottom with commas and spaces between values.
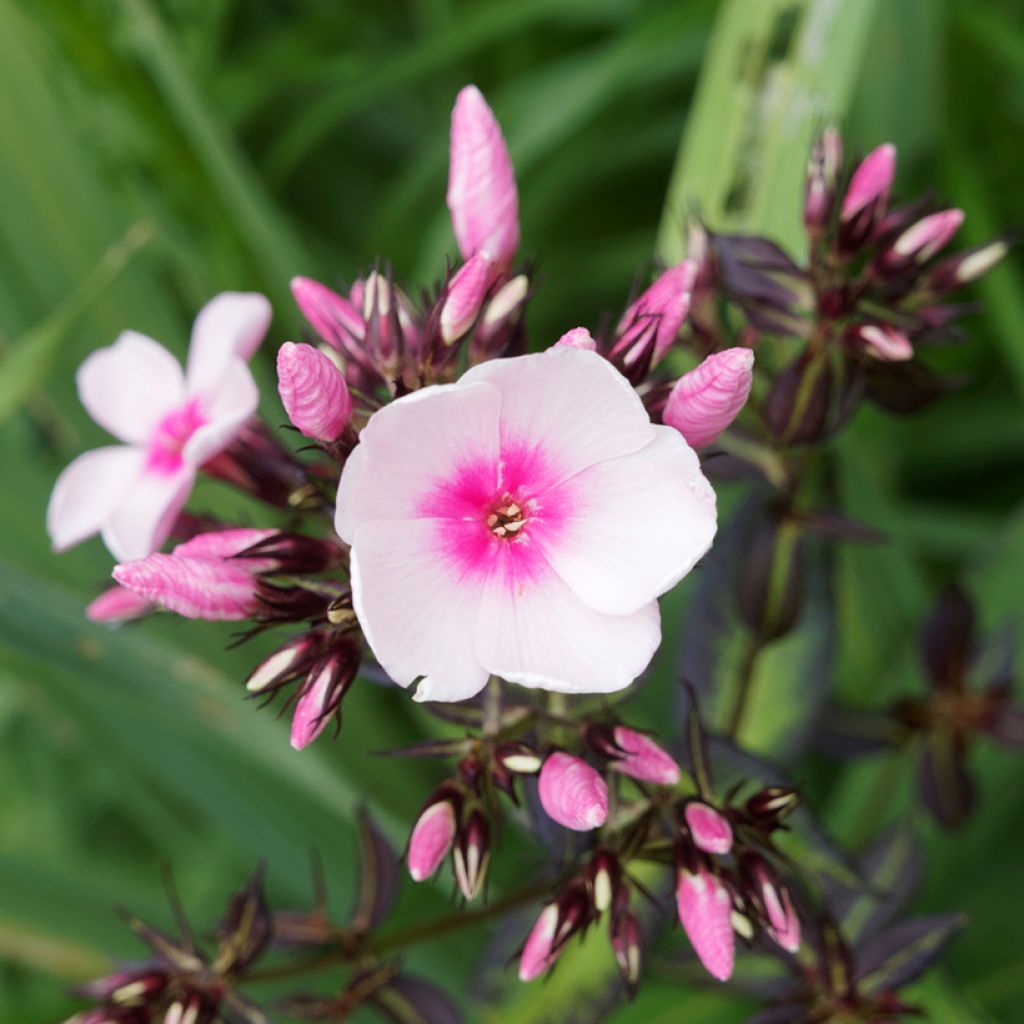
163, 994, 217, 1024
289, 637, 361, 750
453, 805, 489, 900
675, 866, 735, 982
883, 208, 964, 267
929, 238, 1009, 290
663, 348, 754, 449
742, 855, 801, 953
448, 85, 520, 269
518, 903, 560, 982
214, 865, 272, 973
848, 323, 914, 362
745, 785, 800, 822
588, 850, 622, 913
553, 326, 598, 351
86, 585, 152, 624
610, 261, 696, 378
245, 632, 323, 695
408, 792, 459, 882
478, 273, 528, 339
290, 276, 365, 354
172, 527, 277, 565
495, 741, 543, 775
684, 801, 734, 855
804, 127, 843, 235
440, 252, 493, 343
610, 909, 642, 990
587, 724, 680, 785
76, 969, 168, 1007
277, 341, 353, 442
538, 752, 609, 832
841, 144, 895, 222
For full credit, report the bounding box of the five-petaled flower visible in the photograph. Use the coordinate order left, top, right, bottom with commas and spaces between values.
47, 293, 271, 560
336, 345, 717, 700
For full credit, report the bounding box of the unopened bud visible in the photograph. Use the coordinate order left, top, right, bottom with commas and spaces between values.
741, 854, 801, 953
887, 208, 964, 265
86, 585, 152, 624
684, 802, 734, 855
610, 910, 642, 989
163, 994, 217, 1024
841, 143, 896, 222
588, 850, 621, 913
848, 323, 914, 362
538, 752, 608, 832
587, 724, 681, 786
277, 341, 352, 443
745, 785, 800, 822
518, 903, 560, 982
408, 793, 459, 882
453, 806, 490, 900
553, 326, 597, 351
804, 127, 843, 234
496, 741, 542, 775
929, 238, 1009, 290
289, 638, 360, 750
675, 867, 735, 982
245, 632, 322, 694
440, 252, 493, 343
77, 969, 167, 1007
663, 348, 754, 449
291, 276, 365, 353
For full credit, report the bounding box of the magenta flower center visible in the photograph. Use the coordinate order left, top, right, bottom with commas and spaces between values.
147, 399, 206, 475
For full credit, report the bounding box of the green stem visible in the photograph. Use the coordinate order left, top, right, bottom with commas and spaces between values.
482, 676, 503, 737
727, 634, 762, 740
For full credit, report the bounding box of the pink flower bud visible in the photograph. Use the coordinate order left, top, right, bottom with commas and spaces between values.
851, 323, 914, 362
440, 252, 493, 343
611, 910, 642, 989
113, 553, 260, 621
538, 752, 608, 831
889, 208, 964, 264
676, 867, 735, 981
611, 261, 696, 372
453, 806, 489, 900
246, 633, 321, 694
607, 727, 680, 785
290, 276, 364, 351
448, 85, 520, 268
684, 802, 734, 855
841, 143, 896, 221
663, 348, 754, 448
289, 641, 360, 750
553, 327, 597, 351
86, 585, 152, 623
407, 799, 458, 882
930, 238, 1008, 289
518, 903, 560, 982
277, 341, 352, 442
804, 127, 843, 233
750, 860, 801, 953
173, 527, 279, 566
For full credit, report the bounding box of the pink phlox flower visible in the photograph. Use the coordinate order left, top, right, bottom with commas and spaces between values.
335, 347, 717, 700
47, 293, 271, 561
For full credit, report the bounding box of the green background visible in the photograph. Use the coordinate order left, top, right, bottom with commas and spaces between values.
0, 0, 1022, 1021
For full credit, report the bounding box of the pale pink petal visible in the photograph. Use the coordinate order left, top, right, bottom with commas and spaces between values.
441, 253, 495, 343
518, 904, 559, 982
113, 552, 259, 620
663, 348, 755, 449
609, 727, 681, 785
348, 518, 491, 701
460, 348, 655, 487
47, 446, 143, 552
86, 585, 152, 623
552, 327, 597, 351
537, 752, 608, 831
276, 341, 352, 442
185, 291, 271, 395
892, 208, 963, 262
100, 466, 195, 560
77, 332, 186, 444
173, 528, 278, 562
539, 428, 716, 616
408, 801, 457, 882
447, 85, 519, 267
335, 381, 501, 541
182, 359, 259, 467
676, 868, 735, 981
474, 554, 661, 694
685, 803, 734, 855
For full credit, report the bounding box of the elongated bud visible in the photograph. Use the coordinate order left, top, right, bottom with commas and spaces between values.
538, 752, 608, 832
480, 274, 528, 331
611, 261, 696, 376
848, 323, 913, 362
453, 806, 489, 900
610, 910, 642, 990
408, 794, 459, 882
742, 855, 801, 953
113, 554, 259, 621
289, 638, 360, 750
290, 276, 365, 351
929, 238, 1009, 290
588, 850, 621, 913
277, 341, 352, 443
663, 348, 754, 449
440, 252, 493, 343
86, 584, 152, 623
76, 968, 168, 1006
804, 127, 843, 234
745, 785, 800, 822
518, 903, 560, 982
173, 528, 279, 569
219, 531, 342, 576
448, 85, 519, 268
163, 994, 217, 1024
553, 326, 597, 351
587, 724, 680, 785
841, 144, 896, 222
246, 632, 323, 695
675, 867, 735, 981
684, 802, 734, 855
495, 741, 543, 775
885, 208, 964, 266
